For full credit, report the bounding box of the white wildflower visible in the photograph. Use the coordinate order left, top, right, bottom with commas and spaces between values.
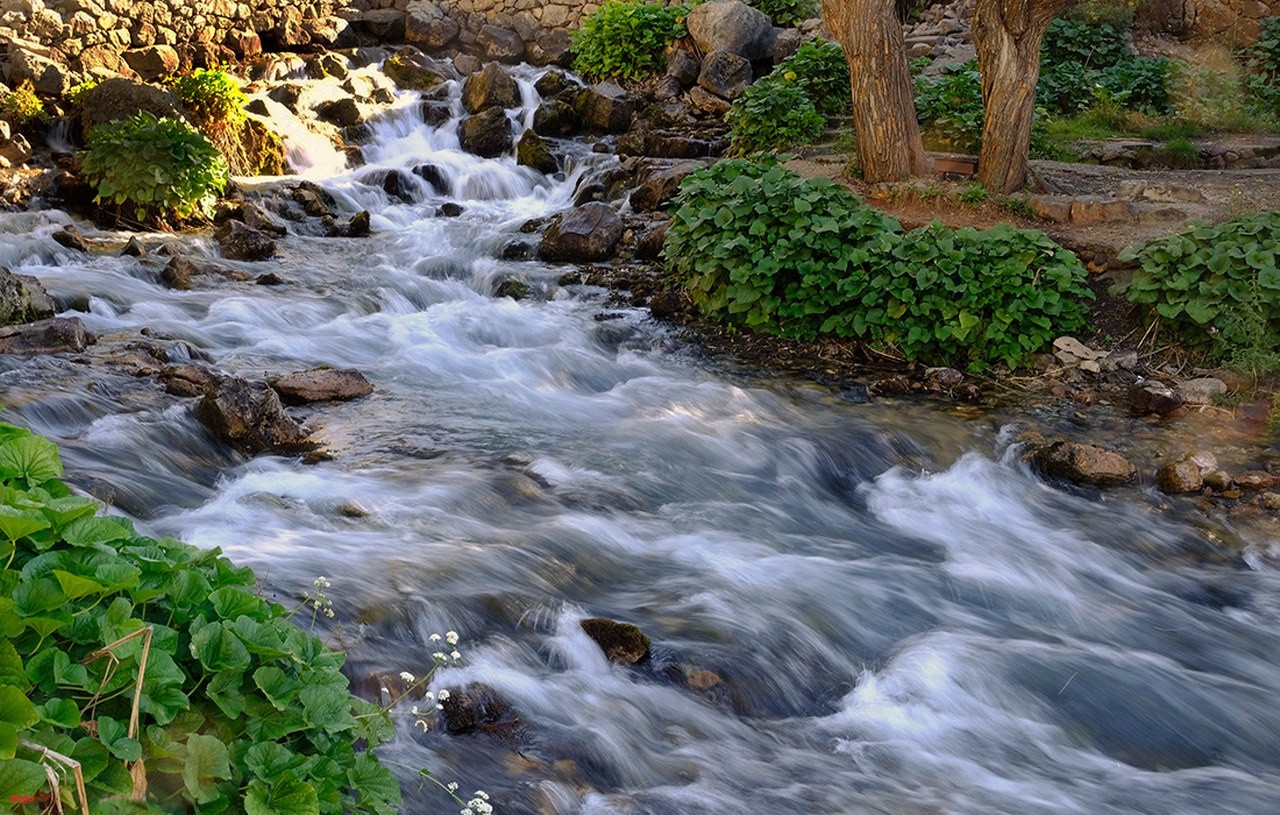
446, 630, 459, 645
446, 782, 458, 793
429, 633, 442, 642
451, 650, 462, 662
400, 671, 415, 683
438, 689, 451, 701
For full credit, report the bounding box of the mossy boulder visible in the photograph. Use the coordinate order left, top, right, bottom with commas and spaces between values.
580, 618, 651, 665
516, 129, 557, 174
382, 52, 446, 91
76, 78, 186, 136
0, 267, 56, 326
462, 62, 520, 114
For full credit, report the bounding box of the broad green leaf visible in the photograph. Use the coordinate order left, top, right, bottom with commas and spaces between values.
37, 697, 79, 728
351, 698, 394, 748
97, 714, 142, 762
347, 753, 402, 815
243, 741, 302, 780
12, 577, 66, 616
183, 733, 231, 804
0, 684, 40, 730
0, 639, 26, 687
245, 775, 320, 815
209, 586, 267, 619
253, 666, 300, 711
206, 670, 246, 720
0, 507, 50, 543
61, 515, 134, 548
0, 435, 62, 483
191, 623, 251, 673
0, 757, 47, 798
0, 721, 16, 759
53, 569, 106, 600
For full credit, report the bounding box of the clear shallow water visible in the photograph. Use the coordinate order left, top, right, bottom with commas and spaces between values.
2, 66, 1280, 815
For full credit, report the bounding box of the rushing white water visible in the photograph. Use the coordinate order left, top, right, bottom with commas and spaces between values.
2, 64, 1280, 815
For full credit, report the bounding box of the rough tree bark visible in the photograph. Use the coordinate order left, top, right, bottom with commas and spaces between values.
973, 0, 1072, 193
822, 0, 928, 182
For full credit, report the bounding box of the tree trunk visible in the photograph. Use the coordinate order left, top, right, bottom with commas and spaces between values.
822, 0, 927, 183
973, 0, 1070, 193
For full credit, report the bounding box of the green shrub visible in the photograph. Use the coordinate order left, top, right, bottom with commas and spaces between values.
753, 0, 818, 26
0, 80, 45, 125
63, 78, 101, 108
571, 1, 689, 82
726, 77, 825, 154
915, 62, 985, 152
80, 112, 229, 222
663, 159, 1093, 368
1241, 16, 1280, 114
168, 68, 248, 128
1094, 56, 1175, 115
771, 37, 850, 114
1041, 18, 1128, 69
0, 422, 401, 814
1115, 211, 1280, 353
1037, 60, 1099, 115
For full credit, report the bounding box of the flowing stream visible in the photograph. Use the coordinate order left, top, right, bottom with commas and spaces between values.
2, 64, 1280, 815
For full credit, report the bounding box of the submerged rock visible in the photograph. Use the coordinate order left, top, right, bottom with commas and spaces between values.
270, 368, 374, 405
439, 683, 516, 735
195, 377, 312, 455
51, 224, 89, 253
580, 617, 651, 665
1031, 440, 1136, 487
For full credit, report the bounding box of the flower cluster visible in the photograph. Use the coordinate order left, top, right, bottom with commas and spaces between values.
462, 790, 493, 815
309, 576, 335, 618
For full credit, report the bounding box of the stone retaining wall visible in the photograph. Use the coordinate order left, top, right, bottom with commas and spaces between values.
1186, 0, 1279, 42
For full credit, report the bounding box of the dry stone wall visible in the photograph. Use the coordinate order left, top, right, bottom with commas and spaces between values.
1185, 0, 1280, 42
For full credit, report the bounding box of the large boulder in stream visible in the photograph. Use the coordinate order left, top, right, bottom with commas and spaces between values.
462, 63, 521, 114
195, 377, 313, 455
0, 268, 57, 326
516, 130, 558, 174
271, 368, 374, 405
459, 107, 513, 158
538, 203, 624, 263
215, 221, 277, 262
532, 99, 580, 137
1031, 440, 1136, 488
0, 317, 91, 355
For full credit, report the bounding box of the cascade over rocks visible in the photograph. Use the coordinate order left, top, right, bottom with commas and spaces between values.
538, 203, 624, 263
462, 63, 521, 114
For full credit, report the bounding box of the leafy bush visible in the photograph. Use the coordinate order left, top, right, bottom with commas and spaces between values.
1094, 56, 1175, 115
1041, 18, 1128, 69
63, 78, 101, 109
915, 62, 985, 152
571, 1, 689, 82
0, 422, 401, 814
1037, 60, 1099, 115
726, 77, 825, 154
1115, 211, 1280, 352
1241, 16, 1280, 114
771, 38, 850, 114
753, 0, 818, 26
0, 80, 44, 125
80, 112, 228, 222
663, 159, 1094, 368
168, 69, 248, 128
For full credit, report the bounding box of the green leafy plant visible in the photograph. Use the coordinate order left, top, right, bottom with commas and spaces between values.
957, 182, 988, 205
0, 422, 402, 814
1094, 56, 1175, 115
1041, 18, 1128, 70
663, 159, 1093, 368
571, 1, 690, 82
0, 80, 45, 125
1115, 211, 1280, 354
1241, 16, 1280, 114
63, 78, 101, 108
915, 62, 985, 152
770, 37, 850, 114
753, 0, 818, 26
168, 69, 248, 129
726, 77, 825, 154
80, 112, 229, 223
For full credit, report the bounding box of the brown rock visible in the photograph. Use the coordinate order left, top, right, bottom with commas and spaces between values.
1235, 471, 1277, 492
1157, 459, 1203, 494
270, 368, 373, 405
0, 268, 56, 326
0, 317, 92, 355
122, 45, 180, 80
1032, 441, 1136, 487
195, 377, 313, 455
51, 225, 89, 253
1130, 381, 1183, 416
160, 363, 223, 397
580, 618, 651, 665
438, 683, 516, 736
215, 221, 276, 262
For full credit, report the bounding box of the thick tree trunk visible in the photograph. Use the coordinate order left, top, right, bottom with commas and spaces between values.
973, 0, 1070, 193
822, 0, 927, 183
